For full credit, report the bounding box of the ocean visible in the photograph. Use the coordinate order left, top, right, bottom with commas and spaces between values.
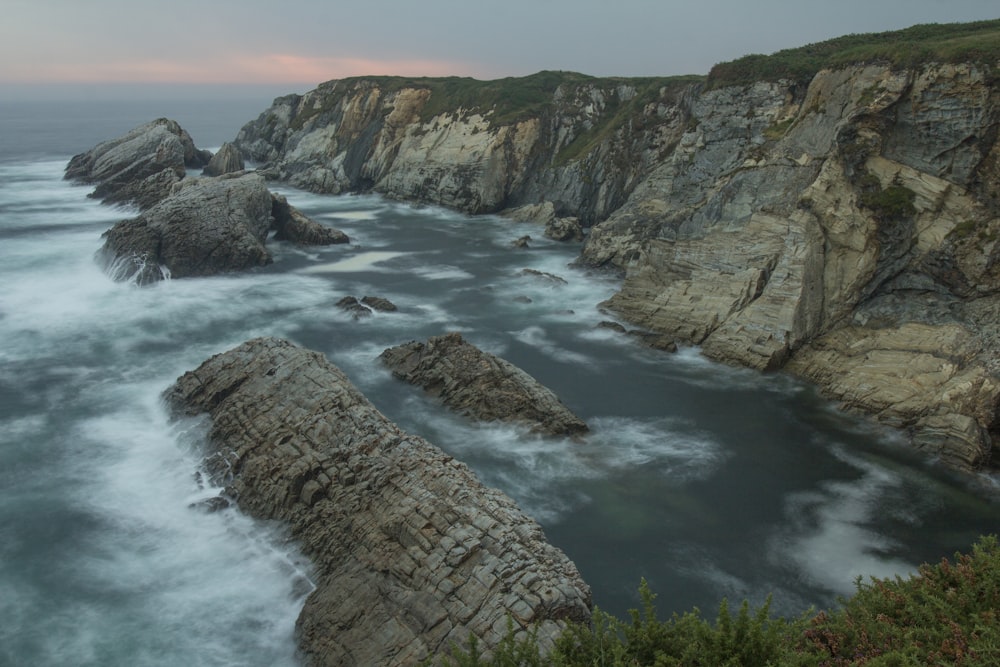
1, 93, 998, 666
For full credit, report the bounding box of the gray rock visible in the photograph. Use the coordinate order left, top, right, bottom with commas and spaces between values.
163, 337, 592, 666
270, 193, 349, 245
202, 141, 245, 176
361, 295, 398, 312
379, 332, 589, 437
97, 172, 273, 284
65, 118, 210, 208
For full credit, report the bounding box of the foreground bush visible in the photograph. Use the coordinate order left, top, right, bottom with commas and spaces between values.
437, 536, 1000, 666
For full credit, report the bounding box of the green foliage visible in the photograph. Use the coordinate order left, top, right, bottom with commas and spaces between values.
801, 535, 1000, 665
436, 536, 1000, 666
708, 19, 1000, 87
859, 184, 917, 221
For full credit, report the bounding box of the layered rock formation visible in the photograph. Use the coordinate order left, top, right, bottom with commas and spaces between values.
379, 332, 589, 437
164, 337, 592, 666
73, 120, 349, 284
66, 117, 211, 209
98, 172, 274, 284
235, 58, 1000, 471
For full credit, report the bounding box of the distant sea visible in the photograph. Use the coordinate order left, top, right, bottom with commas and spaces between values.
2, 89, 998, 666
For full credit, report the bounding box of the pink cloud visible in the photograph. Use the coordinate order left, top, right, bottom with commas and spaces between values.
1, 52, 495, 85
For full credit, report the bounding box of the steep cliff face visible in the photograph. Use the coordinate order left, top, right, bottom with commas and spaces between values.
235, 60, 1000, 471
235, 73, 695, 224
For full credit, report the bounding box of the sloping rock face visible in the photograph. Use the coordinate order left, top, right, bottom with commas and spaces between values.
202, 141, 245, 176
98, 172, 273, 284
271, 193, 349, 245
66, 117, 211, 208
379, 333, 589, 437
164, 337, 592, 666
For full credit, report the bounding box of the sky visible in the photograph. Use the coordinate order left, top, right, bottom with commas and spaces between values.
2, 0, 997, 98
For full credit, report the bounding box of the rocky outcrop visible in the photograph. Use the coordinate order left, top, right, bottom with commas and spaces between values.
379, 333, 589, 437
71, 120, 351, 284
164, 337, 592, 666
231, 54, 1000, 471
202, 141, 245, 176
270, 193, 349, 245
97, 172, 274, 284
66, 117, 211, 209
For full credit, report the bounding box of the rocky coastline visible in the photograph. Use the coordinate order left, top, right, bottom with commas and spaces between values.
233, 61, 1000, 473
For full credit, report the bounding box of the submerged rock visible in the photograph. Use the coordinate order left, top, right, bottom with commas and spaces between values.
164, 337, 592, 666
379, 332, 589, 437
65, 117, 211, 209
97, 172, 273, 284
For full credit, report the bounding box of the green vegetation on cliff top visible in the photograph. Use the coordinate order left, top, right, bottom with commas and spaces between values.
438, 536, 1000, 666
330, 70, 701, 127
708, 19, 1000, 87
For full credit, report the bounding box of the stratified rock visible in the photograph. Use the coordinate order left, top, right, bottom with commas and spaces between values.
164, 337, 592, 666
65, 118, 211, 208
335, 296, 372, 319
271, 193, 349, 245
97, 172, 273, 284
361, 295, 398, 312
202, 141, 245, 176
379, 332, 589, 437
544, 216, 584, 242
785, 323, 1000, 471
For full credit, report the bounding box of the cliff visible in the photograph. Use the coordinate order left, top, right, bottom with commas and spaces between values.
234, 21, 1000, 472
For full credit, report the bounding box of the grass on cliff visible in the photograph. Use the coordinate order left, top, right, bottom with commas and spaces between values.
438, 535, 1000, 666
708, 19, 1000, 87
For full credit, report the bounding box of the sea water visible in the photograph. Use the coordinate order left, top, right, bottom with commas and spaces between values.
1, 96, 998, 666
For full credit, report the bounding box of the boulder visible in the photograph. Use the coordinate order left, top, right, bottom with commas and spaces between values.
97, 172, 273, 284
164, 337, 592, 666
202, 141, 245, 176
379, 332, 589, 437
65, 118, 211, 208
270, 193, 349, 245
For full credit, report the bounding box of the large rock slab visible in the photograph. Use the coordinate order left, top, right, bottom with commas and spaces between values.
270, 193, 349, 245
164, 337, 592, 666
97, 172, 273, 284
380, 332, 589, 437
65, 118, 211, 209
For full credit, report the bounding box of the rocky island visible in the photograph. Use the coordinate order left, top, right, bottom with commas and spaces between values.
234, 21, 1000, 473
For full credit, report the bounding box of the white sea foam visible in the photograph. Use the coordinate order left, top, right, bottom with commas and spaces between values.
298, 250, 406, 273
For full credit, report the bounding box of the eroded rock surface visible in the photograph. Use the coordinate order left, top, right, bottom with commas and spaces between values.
66, 117, 211, 209
98, 172, 273, 284
379, 332, 589, 437
202, 141, 245, 176
271, 193, 349, 245
164, 337, 592, 666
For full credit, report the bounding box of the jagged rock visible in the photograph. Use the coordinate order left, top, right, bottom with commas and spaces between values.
544, 216, 584, 242
518, 268, 568, 285
270, 193, 349, 245
65, 118, 211, 209
512, 235, 532, 248
97, 172, 273, 284
163, 337, 592, 666
335, 296, 372, 318
379, 332, 588, 437
202, 141, 245, 176
361, 295, 398, 312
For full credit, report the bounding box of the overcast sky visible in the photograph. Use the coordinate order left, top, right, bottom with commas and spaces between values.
2, 0, 997, 94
